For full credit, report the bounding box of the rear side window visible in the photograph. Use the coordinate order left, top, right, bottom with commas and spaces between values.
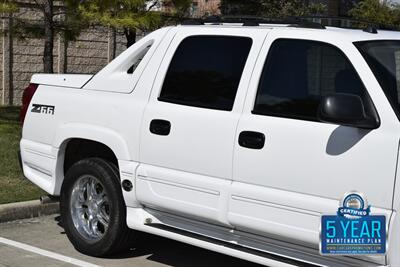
253, 39, 373, 121
127, 44, 152, 74
159, 36, 252, 111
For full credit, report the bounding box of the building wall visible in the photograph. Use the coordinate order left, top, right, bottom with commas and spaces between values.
311, 0, 360, 16
190, 0, 221, 17
0, 27, 3, 105
1, 4, 129, 106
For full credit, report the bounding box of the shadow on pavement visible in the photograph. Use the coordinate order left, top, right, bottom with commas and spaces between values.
55, 215, 261, 267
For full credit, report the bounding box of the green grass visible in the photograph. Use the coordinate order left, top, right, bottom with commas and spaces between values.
0, 106, 44, 204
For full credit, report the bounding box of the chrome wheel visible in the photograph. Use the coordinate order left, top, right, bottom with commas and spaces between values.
70, 175, 110, 241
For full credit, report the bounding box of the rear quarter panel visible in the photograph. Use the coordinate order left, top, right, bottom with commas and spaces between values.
22, 86, 143, 161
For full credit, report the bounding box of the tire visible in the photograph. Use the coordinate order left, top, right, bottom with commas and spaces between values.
60, 157, 135, 257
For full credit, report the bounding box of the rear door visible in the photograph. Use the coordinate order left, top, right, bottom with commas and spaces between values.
229, 30, 398, 252
137, 27, 267, 226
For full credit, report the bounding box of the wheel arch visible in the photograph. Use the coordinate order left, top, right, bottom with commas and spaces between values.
52, 123, 132, 195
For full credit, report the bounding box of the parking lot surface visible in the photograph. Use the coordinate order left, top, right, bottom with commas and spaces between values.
0, 214, 262, 267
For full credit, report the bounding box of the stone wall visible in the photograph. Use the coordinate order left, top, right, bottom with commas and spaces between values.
0, 23, 4, 105
1, 4, 129, 106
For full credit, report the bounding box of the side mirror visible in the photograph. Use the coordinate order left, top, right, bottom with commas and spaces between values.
318, 93, 379, 129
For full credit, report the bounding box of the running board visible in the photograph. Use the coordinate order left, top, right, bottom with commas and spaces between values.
126, 208, 385, 267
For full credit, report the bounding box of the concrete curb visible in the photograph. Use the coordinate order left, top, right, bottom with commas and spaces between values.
0, 199, 59, 223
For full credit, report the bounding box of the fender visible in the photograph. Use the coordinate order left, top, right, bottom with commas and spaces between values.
54, 123, 132, 161
50, 123, 133, 196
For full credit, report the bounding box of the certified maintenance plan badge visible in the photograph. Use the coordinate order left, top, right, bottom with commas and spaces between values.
320, 192, 386, 255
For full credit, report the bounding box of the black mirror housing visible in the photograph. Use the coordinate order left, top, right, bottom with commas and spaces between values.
318, 93, 379, 129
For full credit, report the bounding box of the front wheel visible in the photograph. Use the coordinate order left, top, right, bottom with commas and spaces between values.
60, 158, 135, 256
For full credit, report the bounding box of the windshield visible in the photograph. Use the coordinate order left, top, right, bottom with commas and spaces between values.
355, 40, 400, 119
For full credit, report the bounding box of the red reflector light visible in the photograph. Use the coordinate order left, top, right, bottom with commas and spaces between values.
20, 83, 38, 124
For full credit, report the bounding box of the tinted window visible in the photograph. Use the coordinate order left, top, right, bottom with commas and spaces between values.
254, 39, 372, 121
127, 44, 152, 74
355, 40, 400, 120
159, 36, 252, 111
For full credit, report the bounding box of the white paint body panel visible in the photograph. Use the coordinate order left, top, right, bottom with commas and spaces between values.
20, 25, 400, 266
136, 164, 232, 225
20, 139, 59, 194
84, 28, 173, 93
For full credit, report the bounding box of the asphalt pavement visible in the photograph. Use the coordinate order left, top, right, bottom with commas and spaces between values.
0, 214, 262, 267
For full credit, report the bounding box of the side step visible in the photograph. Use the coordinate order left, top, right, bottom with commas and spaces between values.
126, 208, 384, 267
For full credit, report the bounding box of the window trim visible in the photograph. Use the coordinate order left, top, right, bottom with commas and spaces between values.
158, 35, 253, 111
251, 109, 321, 122
157, 96, 233, 111
251, 38, 380, 126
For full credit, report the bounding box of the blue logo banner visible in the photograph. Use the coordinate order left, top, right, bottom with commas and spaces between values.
321, 215, 386, 254
320, 192, 386, 255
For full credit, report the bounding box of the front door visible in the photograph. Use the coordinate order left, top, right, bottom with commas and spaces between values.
229, 32, 398, 251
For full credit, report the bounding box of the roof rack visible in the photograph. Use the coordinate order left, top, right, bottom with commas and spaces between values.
182, 16, 326, 30
180, 15, 394, 34
363, 26, 378, 34
302, 16, 379, 34
181, 19, 204, 26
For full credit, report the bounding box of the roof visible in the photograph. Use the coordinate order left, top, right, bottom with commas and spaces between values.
178, 23, 400, 43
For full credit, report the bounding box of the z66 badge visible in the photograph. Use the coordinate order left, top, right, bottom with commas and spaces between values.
31, 104, 55, 115
320, 192, 386, 255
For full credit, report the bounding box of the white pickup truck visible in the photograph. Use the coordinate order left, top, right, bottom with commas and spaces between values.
19, 19, 400, 266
